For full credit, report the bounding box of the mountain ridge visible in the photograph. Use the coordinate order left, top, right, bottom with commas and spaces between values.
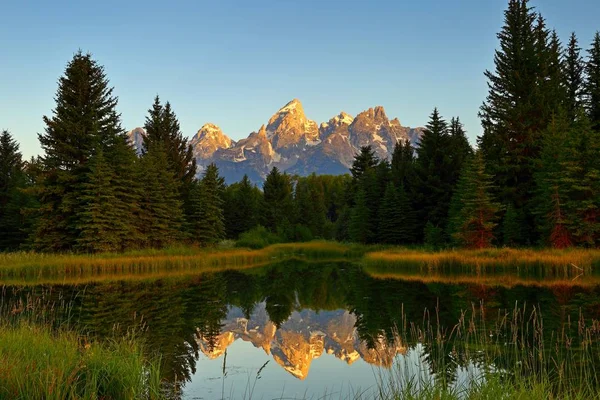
127, 99, 424, 184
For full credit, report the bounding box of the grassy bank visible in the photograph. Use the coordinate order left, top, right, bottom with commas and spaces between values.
0, 323, 162, 399
1, 242, 599, 285
0, 242, 356, 284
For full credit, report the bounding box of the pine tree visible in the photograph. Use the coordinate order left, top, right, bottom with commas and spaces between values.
396, 185, 418, 244
348, 186, 372, 244
294, 174, 327, 238
143, 96, 196, 213
0, 131, 29, 250
478, 0, 548, 243
448, 152, 501, 249
448, 117, 473, 187
350, 146, 378, 180
390, 140, 415, 189
34, 51, 125, 251
138, 145, 183, 248
105, 134, 145, 250
585, 32, 600, 131
560, 115, 600, 246
75, 151, 121, 253
378, 183, 416, 244
534, 113, 573, 247
189, 164, 226, 246
413, 108, 453, 237
502, 203, 524, 247
563, 32, 585, 122
262, 167, 294, 235
223, 175, 261, 238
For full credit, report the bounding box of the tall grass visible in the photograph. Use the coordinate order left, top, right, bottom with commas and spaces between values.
373, 302, 600, 399
0, 323, 162, 400
0, 241, 354, 284
366, 247, 600, 269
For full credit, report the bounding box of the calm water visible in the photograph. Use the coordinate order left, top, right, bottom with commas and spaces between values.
3, 259, 600, 399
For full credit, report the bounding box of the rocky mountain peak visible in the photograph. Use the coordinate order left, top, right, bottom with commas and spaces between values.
190, 123, 234, 160
266, 99, 319, 149
126, 127, 146, 155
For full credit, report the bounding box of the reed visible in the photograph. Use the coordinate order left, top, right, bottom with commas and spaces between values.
0, 322, 163, 400
365, 247, 600, 270
373, 302, 600, 399
0, 241, 354, 284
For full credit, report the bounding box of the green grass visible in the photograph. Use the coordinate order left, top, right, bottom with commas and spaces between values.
368, 303, 600, 400
0, 323, 162, 400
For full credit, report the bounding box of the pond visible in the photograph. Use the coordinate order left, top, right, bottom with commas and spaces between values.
3, 258, 600, 399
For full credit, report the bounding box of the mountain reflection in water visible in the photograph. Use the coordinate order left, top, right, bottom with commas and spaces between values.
197, 304, 406, 380
3, 259, 600, 398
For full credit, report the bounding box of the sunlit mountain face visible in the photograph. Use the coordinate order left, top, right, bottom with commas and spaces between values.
127, 98, 424, 184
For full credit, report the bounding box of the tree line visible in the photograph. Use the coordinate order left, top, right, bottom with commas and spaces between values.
0, 0, 599, 252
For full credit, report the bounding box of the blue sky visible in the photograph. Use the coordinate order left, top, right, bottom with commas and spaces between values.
1, 0, 599, 159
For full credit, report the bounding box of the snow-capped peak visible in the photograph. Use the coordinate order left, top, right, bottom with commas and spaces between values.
276, 98, 302, 115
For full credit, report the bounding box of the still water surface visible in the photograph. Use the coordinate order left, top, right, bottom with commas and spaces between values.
3, 259, 600, 398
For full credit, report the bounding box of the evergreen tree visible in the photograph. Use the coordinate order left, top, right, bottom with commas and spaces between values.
348, 186, 371, 244
262, 167, 294, 235
105, 134, 145, 250
585, 32, 600, 131
413, 108, 453, 237
294, 174, 327, 238
478, 0, 551, 243
534, 113, 573, 247
560, 115, 600, 246
378, 183, 417, 244
75, 151, 121, 253
448, 152, 501, 249
223, 175, 261, 238
138, 145, 183, 247
563, 32, 585, 122
189, 164, 225, 245
0, 131, 30, 250
390, 140, 414, 189
34, 51, 124, 251
448, 117, 473, 187
502, 203, 524, 247
396, 185, 418, 244
143, 96, 196, 211
350, 146, 378, 180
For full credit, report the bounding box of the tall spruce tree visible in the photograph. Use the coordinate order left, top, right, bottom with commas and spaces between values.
75, 151, 121, 253
138, 144, 183, 248
560, 115, 600, 246
413, 108, 453, 236
391, 140, 415, 189
294, 174, 327, 238
189, 163, 225, 246
448, 152, 501, 249
262, 167, 294, 235
223, 175, 261, 238
0, 131, 30, 250
563, 33, 585, 122
143, 96, 196, 214
478, 0, 554, 244
448, 117, 473, 185
378, 183, 416, 244
534, 113, 573, 247
348, 185, 372, 244
34, 51, 125, 251
350, 146, 379, 180
585, 32, 600, 131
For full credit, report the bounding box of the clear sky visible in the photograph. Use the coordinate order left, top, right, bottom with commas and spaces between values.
1, 0, 599, 159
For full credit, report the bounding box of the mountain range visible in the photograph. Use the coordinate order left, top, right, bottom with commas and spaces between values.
127, 99, 424, 184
